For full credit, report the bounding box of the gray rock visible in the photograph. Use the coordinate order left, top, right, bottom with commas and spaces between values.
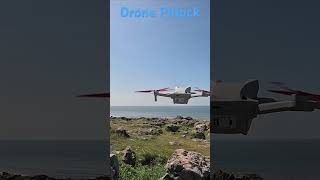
166, 124, 180, 132
194, 123, 208, 133
137, 127, 163, 136
193, 132, 206, 140
122, 146, 136, 166
162, 149, 210, 180
115, 127, 130, 137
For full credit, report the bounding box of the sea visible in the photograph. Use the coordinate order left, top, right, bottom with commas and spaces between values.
0, 140, 108, 179
110, 106, 210, 120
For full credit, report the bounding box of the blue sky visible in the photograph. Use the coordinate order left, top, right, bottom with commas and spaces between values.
111, 0, 210, 106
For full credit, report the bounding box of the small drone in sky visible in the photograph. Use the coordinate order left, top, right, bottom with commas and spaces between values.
135, 87, 210, 104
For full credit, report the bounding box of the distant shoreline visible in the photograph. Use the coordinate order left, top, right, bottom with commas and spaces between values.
111, 106, 210, 120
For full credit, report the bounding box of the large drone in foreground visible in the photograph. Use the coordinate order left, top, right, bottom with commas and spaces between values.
211, 79, 320, 135
135, 87, 210, 104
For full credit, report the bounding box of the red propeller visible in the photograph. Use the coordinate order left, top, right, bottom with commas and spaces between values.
194, 87, 210, 93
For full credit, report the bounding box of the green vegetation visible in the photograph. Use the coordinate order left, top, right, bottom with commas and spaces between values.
111, 117, 210, 179
119, 161, 166, 180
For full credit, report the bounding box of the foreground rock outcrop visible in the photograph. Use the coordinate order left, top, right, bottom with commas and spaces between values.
161, 149, 210, 180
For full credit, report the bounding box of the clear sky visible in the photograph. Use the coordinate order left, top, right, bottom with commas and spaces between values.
111, 0, 210, 106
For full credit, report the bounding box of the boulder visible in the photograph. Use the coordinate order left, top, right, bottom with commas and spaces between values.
166, 124, 180, 132
115, 127, 130, 137
161, 149, 210, 180
122, 146, 136, 166
150, 119, 166, 127
193, 132, 206, 140
194, 123, 208, 133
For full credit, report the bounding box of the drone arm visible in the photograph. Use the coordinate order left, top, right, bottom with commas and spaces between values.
258, 101, 296, 114
156, 92, 171, 97
258, 98, 316, 114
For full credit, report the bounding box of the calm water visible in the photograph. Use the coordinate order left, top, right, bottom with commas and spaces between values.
213, 139, 320, 180
111, 106, 210, 120
0, 140, 108, 178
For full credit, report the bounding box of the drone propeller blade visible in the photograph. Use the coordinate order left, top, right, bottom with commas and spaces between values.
135, 90, 154, 93
135, 87, 170, 93
157, 87, 170, 92
77, 93, 110, 98
194, 88, 210, 93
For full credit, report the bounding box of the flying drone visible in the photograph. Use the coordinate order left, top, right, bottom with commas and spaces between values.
135, 87, 210, 104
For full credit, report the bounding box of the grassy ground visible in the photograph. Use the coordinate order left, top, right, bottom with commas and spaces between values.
110, 117, 210, 179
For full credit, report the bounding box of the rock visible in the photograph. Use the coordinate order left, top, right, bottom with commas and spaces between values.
162, 149, 210, 180
150, 120, 166, 127
122, 146, 136, 166
115, 127, 130, 137
181, 134, 186, 138
166, 124, 180, 132
194, 123, 208, 133
193, 132, 206, 140
185, 116, 193, 120
110, 154, 119, 180
176, 115, 184, 119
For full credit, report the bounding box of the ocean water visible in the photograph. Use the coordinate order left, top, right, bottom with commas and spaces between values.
213, 139, 320, 180
0, 140, 108, 178
110, 106, 210, 120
